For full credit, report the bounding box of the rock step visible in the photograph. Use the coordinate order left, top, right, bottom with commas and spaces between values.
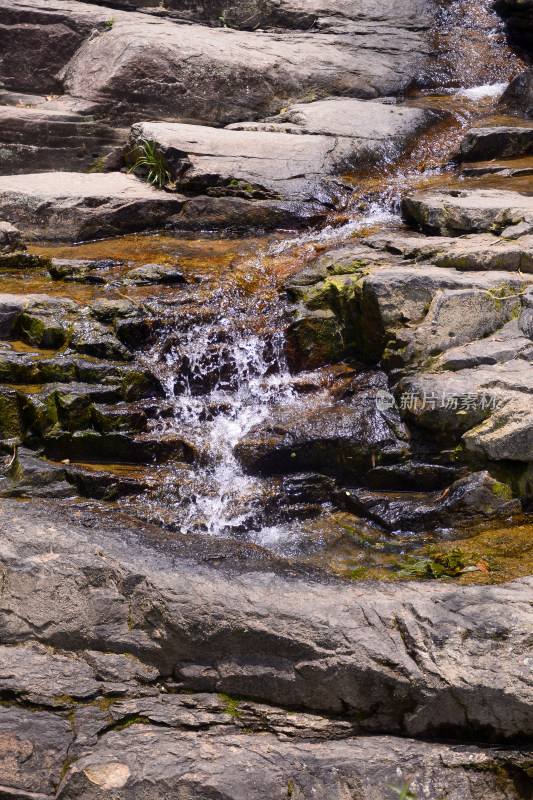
0, 172, 185, 241
0, 101, 127, 175
130, 100, 436, 203
401, 188, 533, 237
457, 123, 533, 163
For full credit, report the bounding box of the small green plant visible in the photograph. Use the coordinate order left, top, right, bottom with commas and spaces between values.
219, 9, 228, 26
394, 548, 492, 579
389, 782, 416, 800
104, 18, 115, 30
128, 140, 171, 189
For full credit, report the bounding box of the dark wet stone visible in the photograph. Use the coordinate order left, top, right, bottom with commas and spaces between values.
346, 471, 521, 532
235, 372, 409, 480
124, 263, 186, 285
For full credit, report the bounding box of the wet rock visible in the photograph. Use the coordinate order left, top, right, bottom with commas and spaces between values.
348, 472, 521, 532
171, 194, 328, 231
0, 447, 75, 499
494, 2, 533, 57
0, 220, 23, 252
235, 372, 409, 480
457, 124, 533, 162
15, 297, 79, 350
65, 463, 150, 500
402, 189, 533, 236
0, 351, 162, 399
48, 259, 108, 283
0, 172, 185, 241
0, 498, 532, 741
367, 461, 464, 491
69, 320, 133, 362
0, 292, 48, 337
124, 263, 186, 285
0, 251, 51, 270
41, 430, 196, 465
499, 67, 533, 116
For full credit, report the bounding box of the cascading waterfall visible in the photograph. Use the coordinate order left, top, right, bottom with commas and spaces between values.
127, 0, 527, 547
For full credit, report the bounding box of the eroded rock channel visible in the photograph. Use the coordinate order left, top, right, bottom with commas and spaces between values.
0, 0, 532, 797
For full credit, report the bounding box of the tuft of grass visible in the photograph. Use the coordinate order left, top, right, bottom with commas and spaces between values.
105, 18, 115, 30
389, 782, 416, 800
127, 140, 171, 189
219, 9, 228, 26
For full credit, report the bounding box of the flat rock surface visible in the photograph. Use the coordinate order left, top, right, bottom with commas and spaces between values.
0, 172, 185, 240
402, 189, 533, 236
0, 498, 531, 742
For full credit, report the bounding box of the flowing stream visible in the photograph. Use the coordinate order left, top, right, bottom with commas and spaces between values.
32, 0, 530, 575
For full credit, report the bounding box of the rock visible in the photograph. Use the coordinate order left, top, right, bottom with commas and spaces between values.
285, 245, 533, 368
0, 0, 112, 93
402, 189, 533, 236
0, 220, 23, 252
0, 292, 50, 337
400, 285, 523, 366
170, 194, 328, 231
48, 258, 107, 283
0, 172, 185, 241
0, 705, 73, 794
131, 101, 436, 203
69, 320, 133, 361
438, 319, 533, 370
0, 447, 75, 499
235, 371, 409, 480
15, 297, 79, 349
369, 229, 533, 270
124, 263, 186, 285
518, 287, 533, 338
348, 472, 521, 532
0, 498, 531, 742
457, 124, 533, 162
61, 728, 533, 800
397, 359, 533, 456
499, 68, 533, 117
494, 1, 533, 57
54, 0, 434, 125
0, 252, 50, 270
0, 103, 126, 175
0, 351, 162, 399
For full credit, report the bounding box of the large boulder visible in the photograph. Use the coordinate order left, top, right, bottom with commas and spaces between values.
0, 172, 185, 240
52, 0, 434, 125
402, 189, 533, 236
